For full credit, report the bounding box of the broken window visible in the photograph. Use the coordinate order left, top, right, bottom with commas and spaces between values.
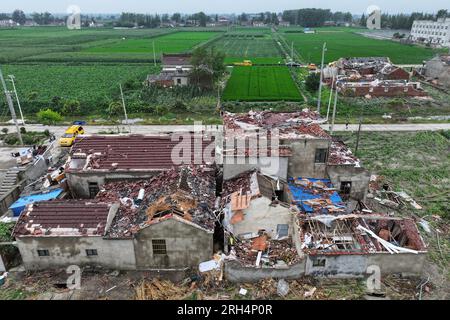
152, 239, 167, 255
37, 249, 50, 257
276, 224, 289, 238
314, 148, 328, 164
86, 249, 98, 257
177, 78, 182, 85
312, 258, 326, 267
88, 182, 100, 198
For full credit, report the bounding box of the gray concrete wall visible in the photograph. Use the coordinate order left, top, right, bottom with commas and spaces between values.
327, 165, 371, 201
133, 219, 213, 269
286, 138, 330, 179
306, 254, 367, 278
16, 236, 136, 270
225, 260, 306, 282
305, 252, 427, 278
367, 252, 427, 276
223, 157, 288, 180
0, 183, 24, 215
66, 171, 161, 198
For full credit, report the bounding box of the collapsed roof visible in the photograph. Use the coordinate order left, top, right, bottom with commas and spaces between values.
95, 165, 217, 238
67, 134, 216, 172
288, 177, 346, 215
298, 214, 427, 255
12, 200, 116, 237
328, 138, 360, 166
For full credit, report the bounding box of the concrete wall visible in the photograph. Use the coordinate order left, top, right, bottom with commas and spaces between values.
173, 76, 189, 86
306, 254, 367, 277
223, 157, 288, 180
225, 260, 306, 282
0, 183, 23, 215
66, 171, 161, 198
305, 252, 427, 278
425, 59, 450, 87
133, 219, 213, 269
285, 138, 330, 179
327, 165, 371, 201
232, 197, 293, 239
16, 236, 136, 270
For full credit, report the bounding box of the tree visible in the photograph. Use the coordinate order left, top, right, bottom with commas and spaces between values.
437, 9, 448, 19
171, 13, 181, 23
62, 99, 81, 115
305, 73, 321, 92
37, 109, 63, 125
360, 14, 367, 27
197, 12, 208, 27
12, 9, 26, 25
190, 46, 225, 89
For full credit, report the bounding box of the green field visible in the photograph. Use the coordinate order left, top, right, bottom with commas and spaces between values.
207, 34, 283, 64
0, 64, 156, 114
223, 66, 302, 101
282, 29, 442, 64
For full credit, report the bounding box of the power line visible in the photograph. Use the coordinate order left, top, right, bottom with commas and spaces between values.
0, 66, 23, 145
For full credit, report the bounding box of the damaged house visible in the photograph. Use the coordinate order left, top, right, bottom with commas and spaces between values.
146, 53, 193, 87
12, 166, 218, 271
221, 110, 370, 201
220, 169, 427, 281
65, 134, 216, 198
423, 55, 450, 88
326, 57, 426, 97
221, 170, 304, 282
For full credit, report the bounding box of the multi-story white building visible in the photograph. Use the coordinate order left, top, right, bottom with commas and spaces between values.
410, 18, 450, 47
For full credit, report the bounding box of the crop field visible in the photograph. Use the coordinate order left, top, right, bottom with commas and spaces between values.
0, 64, 156, 114
282, 29, 442, 64
0, 27, 170, 63
223, 66, 302, 101
207, 34, 283, 64
84, 31, 221, 55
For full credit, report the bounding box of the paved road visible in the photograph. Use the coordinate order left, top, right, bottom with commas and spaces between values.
1, 123, 449, 138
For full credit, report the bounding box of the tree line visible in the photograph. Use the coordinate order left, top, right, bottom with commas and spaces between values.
360, 10, 450, 30
281, 9, 353, 27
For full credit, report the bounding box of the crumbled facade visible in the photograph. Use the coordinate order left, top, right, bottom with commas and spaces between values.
424, 55, 450, 87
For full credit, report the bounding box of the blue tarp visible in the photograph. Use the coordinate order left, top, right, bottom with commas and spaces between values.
9, 188, 63, 217
288, 177, 344, 214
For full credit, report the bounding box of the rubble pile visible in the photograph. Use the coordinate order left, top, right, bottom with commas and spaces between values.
223, 109, 322, 131
328, 139, 360, 166
135, 279, 191, 300
97, 165, 217, 238
234, 237, 300, 267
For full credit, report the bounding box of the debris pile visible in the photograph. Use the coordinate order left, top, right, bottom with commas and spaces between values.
135, 279, 192, 300
288, 177, 346, 215
328, 139, 360, 166
234, 235, 300, 267
96, 165, 217, 238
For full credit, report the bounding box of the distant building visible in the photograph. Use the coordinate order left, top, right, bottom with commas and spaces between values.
0, 19, 18, 28
146, 53, 193, 87
410, 18, 450, 47
303, 28, 315, 34
278, 21, 290, 27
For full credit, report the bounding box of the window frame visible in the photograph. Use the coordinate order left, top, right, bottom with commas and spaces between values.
86, 249, 98, 257
314, 148, 328, 164
37, 249, 50, 257
152, 239, 167, 255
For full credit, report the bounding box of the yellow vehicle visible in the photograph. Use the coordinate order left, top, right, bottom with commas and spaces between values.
307, 63, 317, 71
59, 125, 84, 147
234, 60, 253, 67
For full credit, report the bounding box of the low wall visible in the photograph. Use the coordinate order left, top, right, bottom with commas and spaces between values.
225, 260, 306, 283
0, 182, 24, 215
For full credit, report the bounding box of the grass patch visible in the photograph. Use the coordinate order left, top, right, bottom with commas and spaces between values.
223, 66, 302, 102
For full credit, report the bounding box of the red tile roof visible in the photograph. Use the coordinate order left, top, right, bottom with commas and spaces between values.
162, 53, 192, 66
69, 134, 215, 171
12, 200, 114, 237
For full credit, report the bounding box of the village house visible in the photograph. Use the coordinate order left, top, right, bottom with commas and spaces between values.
423, 55, 450, 88
146, 53, 193, 87
65, 134, 216, 198
12, 166, 217, 271
325, 57, 425, 97
221, 110, 370, 201
0, 19, 19, 28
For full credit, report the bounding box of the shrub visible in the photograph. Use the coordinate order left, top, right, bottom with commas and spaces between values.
305, 72, 321, 92
20, 127, 26, 134
36, 109, 63, 125
1, 128, 8, 134
62, 99, 81, 115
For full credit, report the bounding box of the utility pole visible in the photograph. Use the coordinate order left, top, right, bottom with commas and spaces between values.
152, 41, 157, 67
355, 105, 364, 154
0, 66, 23, 145
291, 42, 294, 61
326, 75, 335, 122
119, 84, 131, 134
8, 75, 25, 126
330, 83, 338, 136
317, 42, 327, 114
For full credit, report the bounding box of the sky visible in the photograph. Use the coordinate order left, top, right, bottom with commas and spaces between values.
1, 0, 449, 15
